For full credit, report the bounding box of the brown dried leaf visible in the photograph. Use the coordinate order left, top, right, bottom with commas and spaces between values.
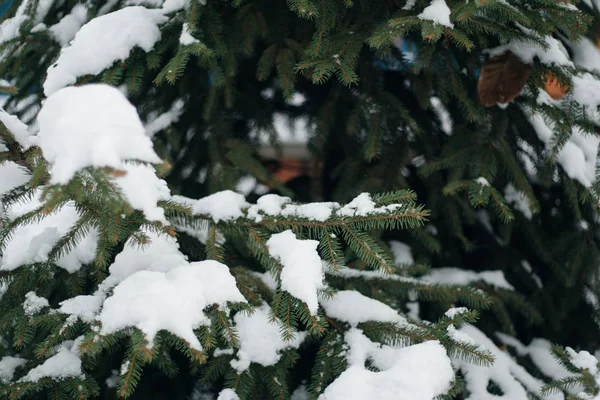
478, 51, 532, 107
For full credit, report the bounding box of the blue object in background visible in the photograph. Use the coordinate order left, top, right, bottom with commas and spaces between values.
0, 1, 12, 17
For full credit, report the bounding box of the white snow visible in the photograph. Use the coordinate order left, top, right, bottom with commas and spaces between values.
217, 389, 239, 400
389, 241, 414, 265
423, 267, 514, 290
337, 192, 401, 217
0, 192, 98, 273
566, 347, 598, 374
291, 385, 309, 400
23, 292, 49, 315
44, 6, 167, 96
418, 0, 454, 28
99, 261, 247, 350
246, 192, 404, 223
59, 295, 104, 323
266, 230, 325, 314
48, 4, 88, 46
504, 184, 533, 220
250, 271, 279, 292
496, 333, 575, 384
319, 290, 405, 326
403, 0, 417, 10
0, 162, 30, 196
488, 34, 572, 67
174, 191, 249, 222
253, 113, 311, 145
0, 15, 28, 45
0, 107, 34, 148
98, 229, 188, 292
35, 84, 170, 222
282, 202, 338, 221
445, 307, 469, 319
36, 84, 161, 183
571, 73, 600, 118
145, 99, 185, 137
247, 194, 292, 220
0, 356, 26, 383
179, 23, 199, 45
230, 304, 306, 372
320, 328, 454, 400
114, 163, 171, 222
431, 96, 452, 135
528, 114, 599, 187
476, 177, 490, 186
571, 37, 600, 73
454, 325, 564, 400
21, 339, 84, 382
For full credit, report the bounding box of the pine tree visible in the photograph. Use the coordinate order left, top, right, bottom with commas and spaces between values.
1, 0, 600, 399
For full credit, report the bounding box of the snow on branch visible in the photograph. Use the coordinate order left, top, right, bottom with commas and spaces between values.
44, 6, 168, 96
99, 260, 247, 351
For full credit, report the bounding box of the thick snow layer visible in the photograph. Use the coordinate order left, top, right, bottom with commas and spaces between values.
44, 6, 167, 95
36, 84, 161, 184
99, 229, 188, 292
418, 0, 454, 28
21, 339, 84, 382
115, 163, 171, 222
266, 230, 325, 314
423, 267, 514, 290
23, 292, 49, 315
321, 329, 454, 400
571, 37, 600, 73
173, 191, 249, 222
0, 192, 97, 273
59, 295, 104, 323
571, 73, 600, 118
99, 261, 246, 350
0, 108, 34, 148
48, 4, 88, 46
230, 304, 306, 372
0, 356, 26, 383
320, 290, 405, 326
504, 184, 532, 220
566, 347, 598, 374
389, 241, 414, 265
455, 325, 563, 400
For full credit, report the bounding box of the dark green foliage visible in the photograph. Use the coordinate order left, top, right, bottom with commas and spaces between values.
1, 0, 600, 399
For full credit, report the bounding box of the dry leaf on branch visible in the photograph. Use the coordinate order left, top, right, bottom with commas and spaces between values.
478, 51, 532, 107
